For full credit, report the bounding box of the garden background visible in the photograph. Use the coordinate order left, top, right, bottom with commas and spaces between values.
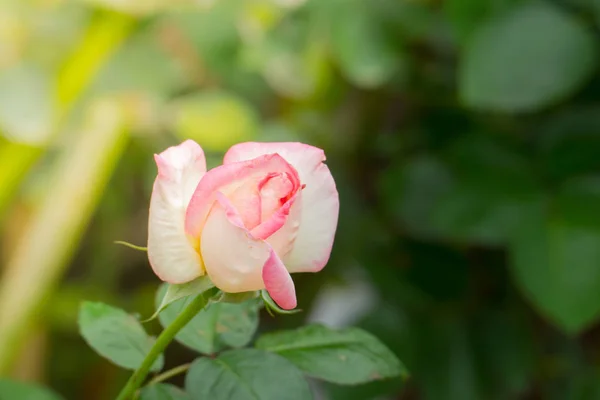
2, 0, 600, 399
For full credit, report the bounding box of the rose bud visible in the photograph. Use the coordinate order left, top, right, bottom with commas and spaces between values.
147, 140, 339, 310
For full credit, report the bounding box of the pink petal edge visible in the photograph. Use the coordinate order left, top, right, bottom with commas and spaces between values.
224, 141, 339, 274
213, 192, 297, 309
223, 142, 325, 171
262, 250, 297, 310
250, 190, 300, 240
185, 153, 299, 238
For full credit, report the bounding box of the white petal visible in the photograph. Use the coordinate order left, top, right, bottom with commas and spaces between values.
147, 140, 206, 283
200, 193, 269, 292
286, 162, 338, 272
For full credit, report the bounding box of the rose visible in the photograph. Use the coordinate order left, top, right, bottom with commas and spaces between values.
147, 140, 339, 310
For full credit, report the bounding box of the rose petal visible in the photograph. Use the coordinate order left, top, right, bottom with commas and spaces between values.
286, 163, 338, 273
250, 190, 299, 240
224, 142, 324, 181
224, 142, 339, 272
148, 140, 206, 283
262, 249, 297, 310
185, 153, 299, 239
200, 193, 264, 292
265, 192, 302, 259
228, 179, 262, 230
258, 172, 295, 221
201, 193, 297, 309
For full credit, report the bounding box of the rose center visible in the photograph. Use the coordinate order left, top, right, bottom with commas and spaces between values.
258, 172, 294, 221
227, 172, 296, 231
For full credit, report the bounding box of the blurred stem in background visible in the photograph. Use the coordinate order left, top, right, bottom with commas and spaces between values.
0, 9, 135, 219
0, 8, 136, 374
0, 143, 42, 218
0, 97, 131, 373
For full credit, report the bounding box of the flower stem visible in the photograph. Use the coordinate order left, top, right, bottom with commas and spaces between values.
147, 363, 191, 386
115, 290, 216, 400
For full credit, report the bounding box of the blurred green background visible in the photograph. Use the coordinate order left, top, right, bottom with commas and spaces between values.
3, 0, 600, 398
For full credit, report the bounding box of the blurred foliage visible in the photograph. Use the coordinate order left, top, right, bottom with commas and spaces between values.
3, 0, 600, 399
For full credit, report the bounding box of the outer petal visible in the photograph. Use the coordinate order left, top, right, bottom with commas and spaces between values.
185, 153, 299, 238
200, 193, 297, 309
262, 250, 297, 310
224, 142, 339, 273
147, 140, 206, 283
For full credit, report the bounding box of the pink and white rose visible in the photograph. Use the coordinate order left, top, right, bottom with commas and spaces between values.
147, 140, 339, 310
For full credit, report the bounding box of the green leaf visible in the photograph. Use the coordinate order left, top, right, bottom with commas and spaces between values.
555, 177, 600, 228
156, 286, 260, 354
329, 0, 403, 88
140, 384, 189, 400
445, 0, 491, 43
255, 324, 407, 385
380, 155, 454, 240
459, 1, 598, 112
384, 137, 543, 245
509, 182, 600, 333
0, 379, 64, 400
323, 305, 408, 400
536, 107, 600, 182
364, 0, 436, 42
593, 0, 600, 26
473, 311, 535, 398
404, 317, 482, 400
78, 302, 164, 371
428, 136, 543, 245
149, 278, 215, 321
567, 367, 600, 400
444, 0, 520, 44
185, 349, 312, 400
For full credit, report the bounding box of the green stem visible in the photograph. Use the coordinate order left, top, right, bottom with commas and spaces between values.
115, 291, 216, 400
147, 363, 191, 386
